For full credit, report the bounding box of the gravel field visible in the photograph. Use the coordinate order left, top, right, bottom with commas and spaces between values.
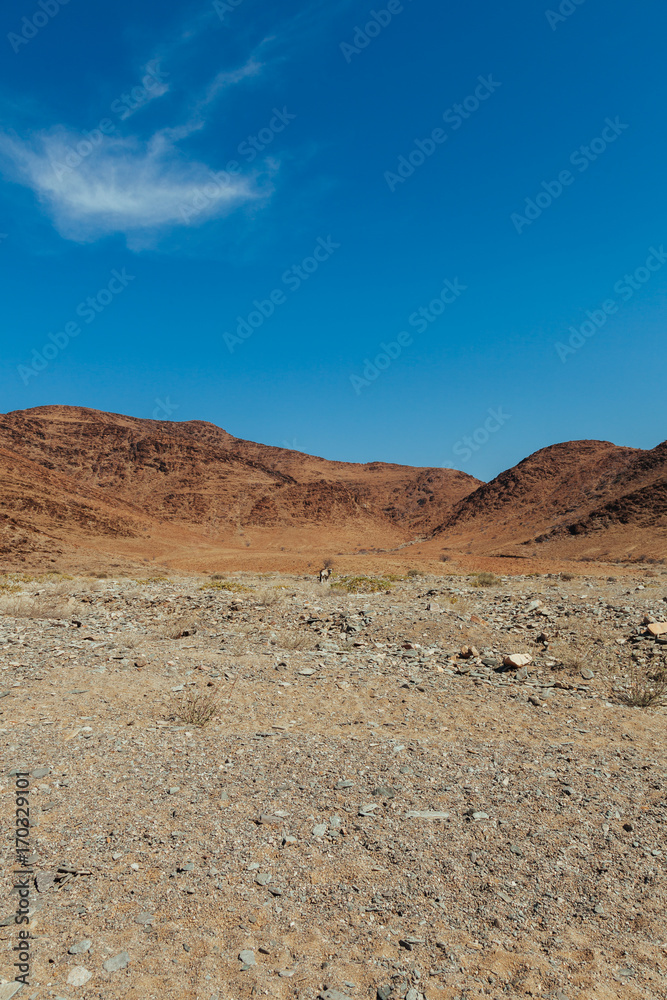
0, 570, 665, 1000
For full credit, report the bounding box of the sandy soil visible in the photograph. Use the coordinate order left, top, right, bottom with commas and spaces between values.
0, 568, 665, 1000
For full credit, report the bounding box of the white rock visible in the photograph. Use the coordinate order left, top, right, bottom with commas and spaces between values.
503, 653, 533, 669
67, 967, 92, 986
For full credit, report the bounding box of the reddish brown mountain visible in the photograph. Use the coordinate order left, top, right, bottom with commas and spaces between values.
429, 439, 667, 561
0, 406, 480, 571
1, 407, 664, 573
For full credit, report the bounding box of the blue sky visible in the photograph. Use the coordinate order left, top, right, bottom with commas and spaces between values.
0, 0, 665, 481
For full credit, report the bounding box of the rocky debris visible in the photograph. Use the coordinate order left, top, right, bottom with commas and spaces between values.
0, 570, 665, 1000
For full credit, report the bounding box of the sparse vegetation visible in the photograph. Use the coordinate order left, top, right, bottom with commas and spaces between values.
168, 685, 221, 727
279, 631, 313, 651
0, 593, 72, 619
200, 580, 254, 593
331, 575, 393, 594
621, 663, 667, 708
469, 572, 499, 588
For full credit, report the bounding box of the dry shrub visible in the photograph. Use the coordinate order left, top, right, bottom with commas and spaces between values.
332, 576, 392, 594
254, 587, 284, 606
620, 661, 667, 709
200, 580, 253, 593
469, 572, 499, 588
279, 631, 314, 651
161, 614, 199, 639
0, 593, 72, 619
167, 685, 221, 727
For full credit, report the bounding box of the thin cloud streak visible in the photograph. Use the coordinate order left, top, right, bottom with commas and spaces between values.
0, 127, 269, 245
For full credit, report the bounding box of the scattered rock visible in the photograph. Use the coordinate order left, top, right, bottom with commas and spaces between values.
67, 967, 92, 986
503, 653, 533, 669
103, 951, 130, 973
68, 938, 92, 954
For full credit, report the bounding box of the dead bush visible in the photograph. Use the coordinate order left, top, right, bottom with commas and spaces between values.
167, 685, 221, 727
279, 631, 314, 651
619, 661, 667, 709
0, 594, 72, 619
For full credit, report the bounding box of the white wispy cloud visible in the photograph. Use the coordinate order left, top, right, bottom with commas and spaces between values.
0, 126, 271, 247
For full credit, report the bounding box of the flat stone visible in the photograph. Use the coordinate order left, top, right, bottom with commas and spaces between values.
581, 668, 594, 679
312, 824, 327, 836
0, 985, 24, 1000
67, 967, 92, 986
405, 810, 450, 820
319, 991, 352, 1000
32, 766, 51, 778
69, 938, 92, 954
134, 912, 154, 925
646, 622, 667, 636
36, 872, 56, 893
239, 949, 256, 966
255, 873, 272, 885
503, 653, 533, 669
103, 951, 130, 973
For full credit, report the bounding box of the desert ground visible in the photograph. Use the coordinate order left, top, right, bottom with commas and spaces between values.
0, 566, 665, 1000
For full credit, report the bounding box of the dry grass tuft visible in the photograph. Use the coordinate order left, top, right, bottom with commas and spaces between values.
200, 580, 254, 593
0, 593, 72, 619
279, 631, 314, 651
254, 587, 284, 606
469, 572, 499, 588
620, 662, 667, 709
331, 575, 393, 594
167, 685, 221, 727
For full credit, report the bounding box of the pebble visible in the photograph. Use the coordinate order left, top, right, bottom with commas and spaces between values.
312, 823, 328, 836
238, 949, 256, 967
103, 951, 130, 973
68, 938, 92, 954
405, 810, 450, 820
134, 912, 155, 925
67, 967, 92, 986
